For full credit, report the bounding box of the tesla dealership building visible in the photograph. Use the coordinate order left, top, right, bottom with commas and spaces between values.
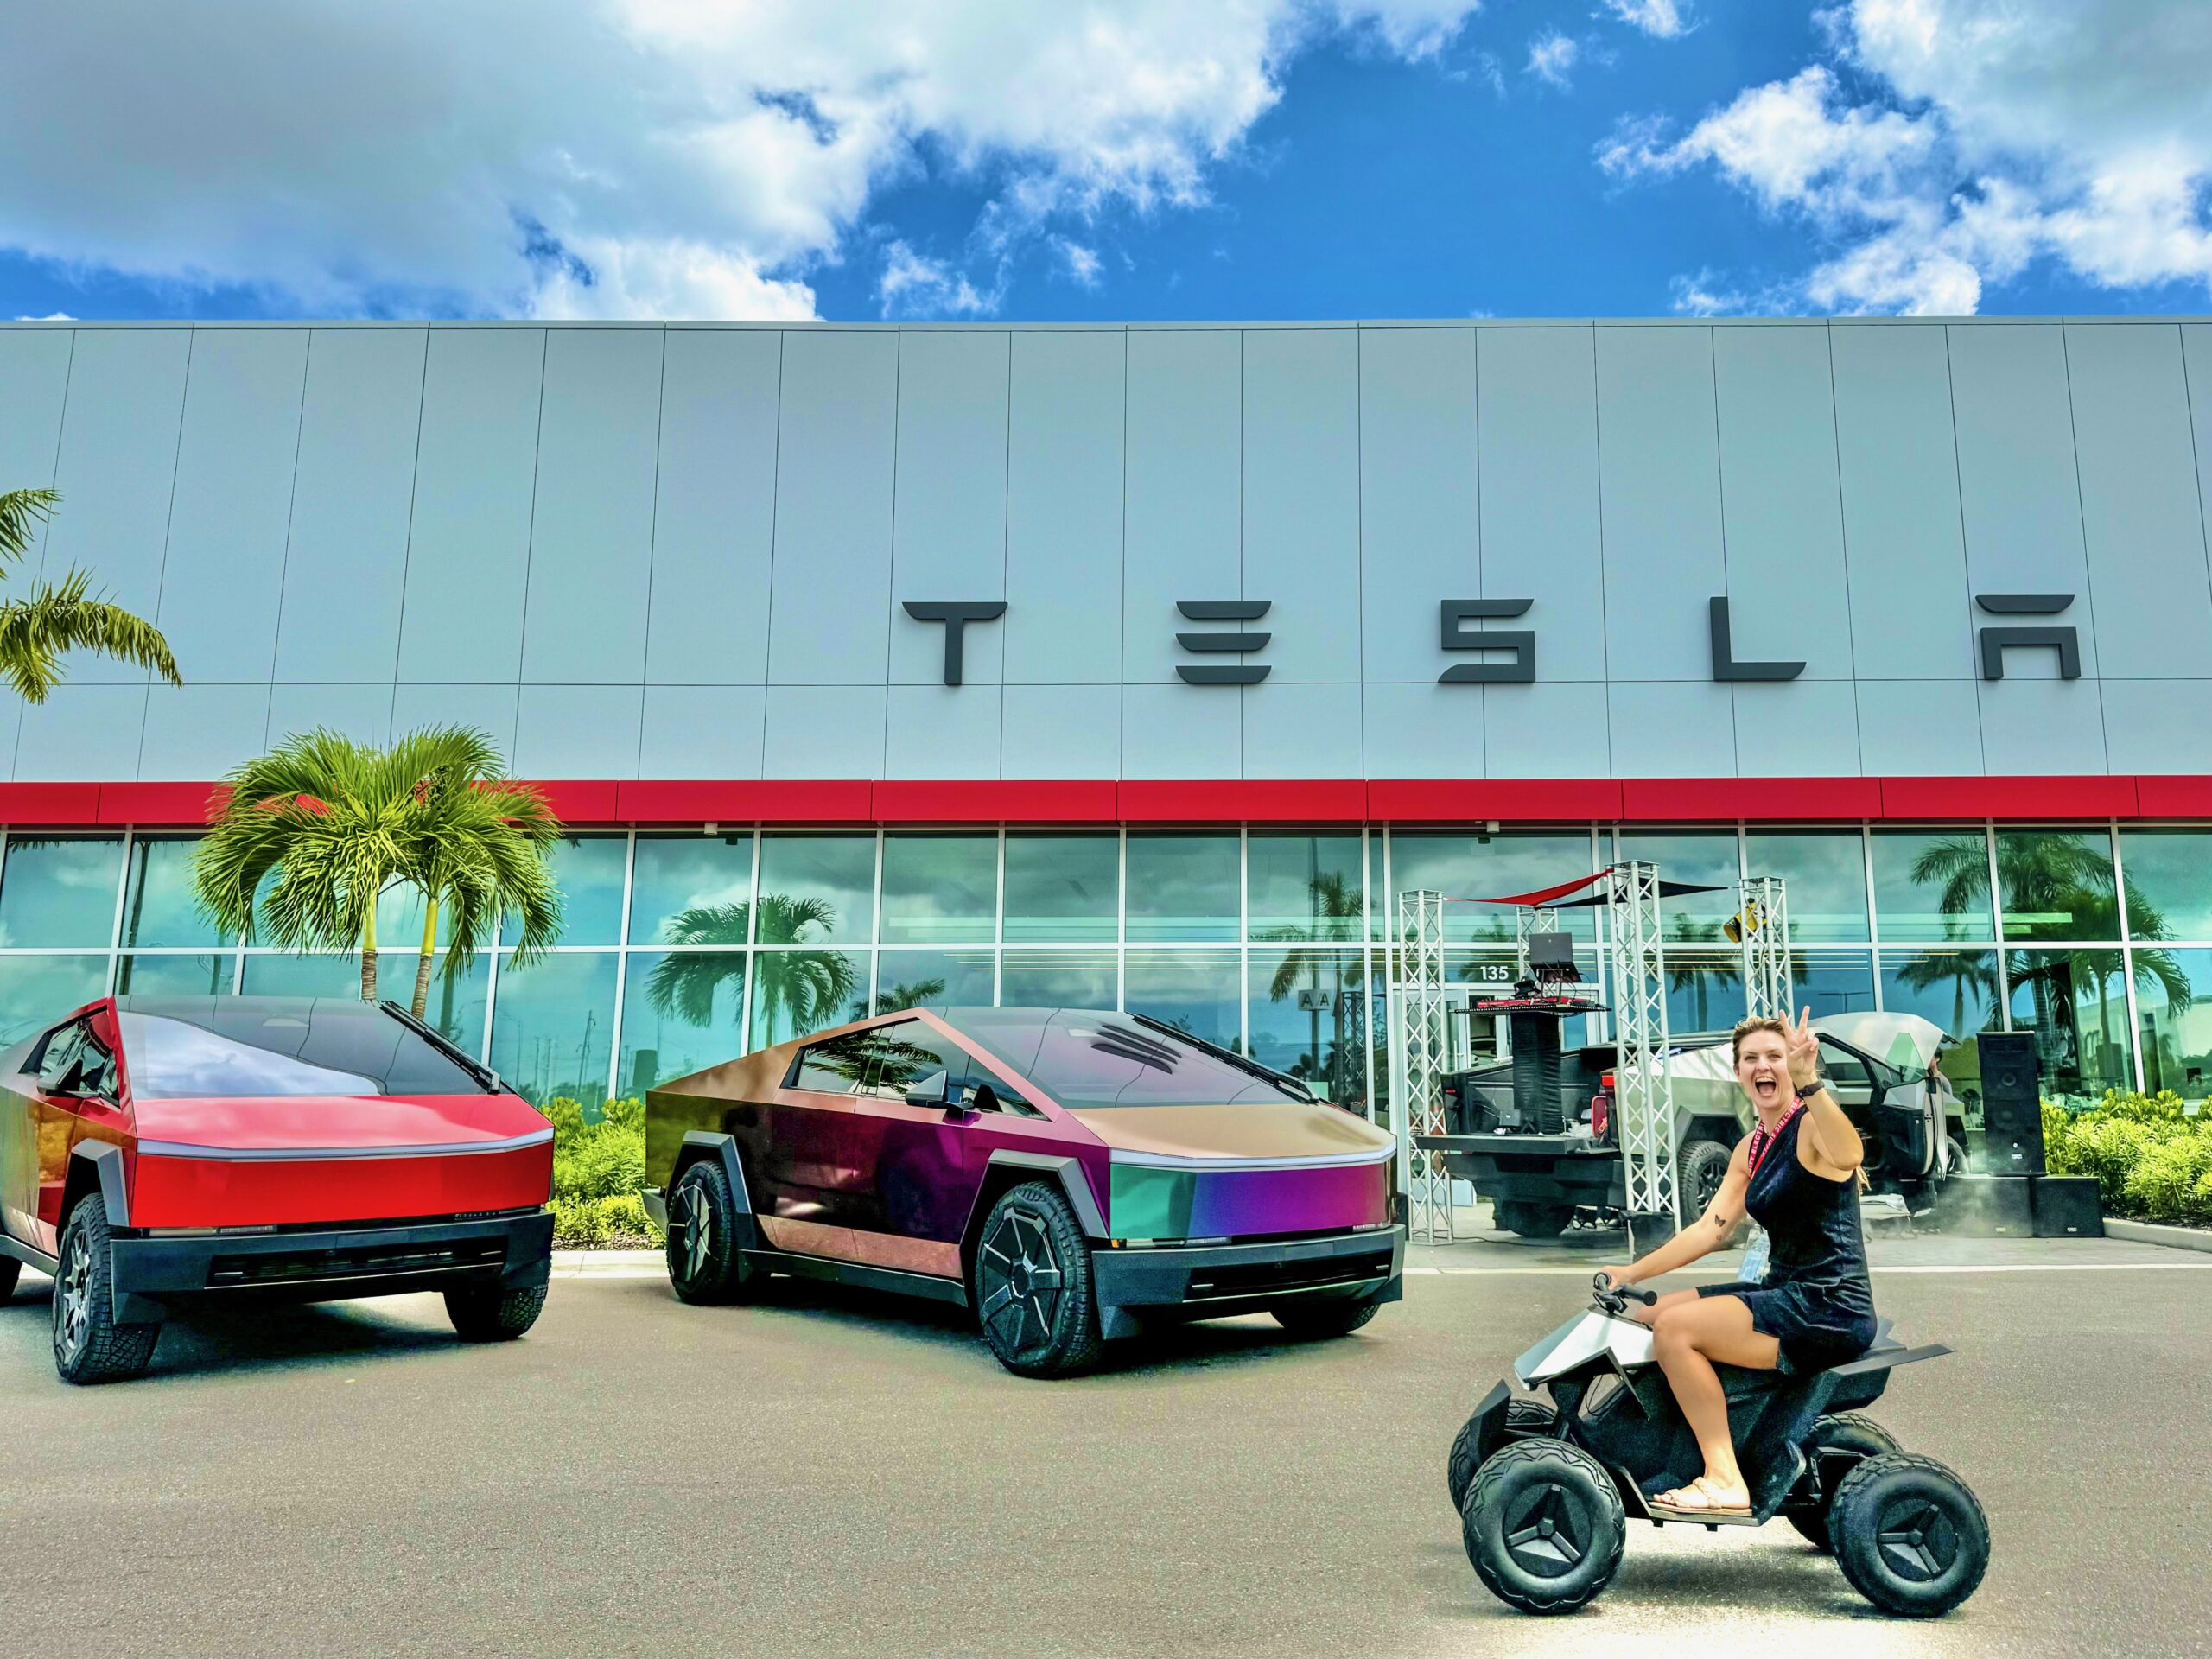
0, 315, 2209, 1115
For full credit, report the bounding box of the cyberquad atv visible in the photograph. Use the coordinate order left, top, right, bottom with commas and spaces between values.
1446, 1274, 1989, 1618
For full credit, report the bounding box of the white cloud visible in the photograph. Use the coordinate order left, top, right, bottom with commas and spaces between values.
1601, 1, 2212, 314
1527, 31, 1580, 87
1602, 0, 1689, 39
0, 1, 1489, 321
878, 240, 1004, 318
12, 312, 76, 322
1052, 237, 1105, 289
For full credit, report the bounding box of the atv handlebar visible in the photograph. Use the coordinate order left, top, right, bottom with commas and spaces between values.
1592, 1272, 1656, 1316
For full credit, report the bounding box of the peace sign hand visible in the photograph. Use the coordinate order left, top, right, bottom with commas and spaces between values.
1783, 1006, 1821, 1090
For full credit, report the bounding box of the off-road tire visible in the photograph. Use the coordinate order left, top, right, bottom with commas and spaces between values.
0, 1255, 20, 1301
665, 1157, 764, 1306
1830, 1452, 1990, 1618
973, 1181, 1103, 1379
1270, 1295, 1382, 1338
1784, 1412, 1901, 1550
1678, 1138, 1733, 1219
1494, 1200, 1573, 1239
1461, 1438, 1625, 1615
1448, 1398, 1560, 1512
51, 1194, 160, 1385
444, 1282, 548, 1340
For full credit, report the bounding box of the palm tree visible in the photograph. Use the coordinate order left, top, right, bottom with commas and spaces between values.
1891, 950, 2003, 1035
1261, 870, 1368, 1106
1664, 918, 1741, 1032
875, 976, 948, 1015
194, 727, 563, 1004
0, 488, 181, 700
645, 895, 860, 1046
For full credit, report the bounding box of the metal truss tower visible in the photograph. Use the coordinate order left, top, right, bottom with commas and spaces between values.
1736, 876, 1792, 1021
1387, 887, 1459, 1243
1606, 861, 1678, 1225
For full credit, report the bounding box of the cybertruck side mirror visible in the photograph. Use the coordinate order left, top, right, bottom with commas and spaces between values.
904, 1070, 954, 1109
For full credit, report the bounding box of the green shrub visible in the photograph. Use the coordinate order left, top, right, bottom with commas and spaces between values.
542, 1096, 659, 1244
2043, 1089, 2212, 1226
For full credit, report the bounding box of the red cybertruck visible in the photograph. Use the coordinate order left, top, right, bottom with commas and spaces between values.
644, 1006, 1405, 1377
0, 996, 555, 1383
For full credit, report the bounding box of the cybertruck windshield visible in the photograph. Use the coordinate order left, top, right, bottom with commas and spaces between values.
117, 997, 495, 1098
950, 1007, 1313, 1109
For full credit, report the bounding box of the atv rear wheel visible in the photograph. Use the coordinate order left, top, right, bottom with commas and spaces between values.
1461, 1438, 1624, 1615
1830, 1452, 1990, 1618
1447, 1397, 1559, 1512
1784, 1413, 1900, 1551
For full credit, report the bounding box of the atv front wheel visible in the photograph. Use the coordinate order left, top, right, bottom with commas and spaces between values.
1461, 1439, 1624, 1614
1784, 1413, 1900, 1551
1830, 1452, 1990, 1618
1447, 1397, 1559, 1513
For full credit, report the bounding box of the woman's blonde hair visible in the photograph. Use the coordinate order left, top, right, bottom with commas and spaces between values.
1731, 1014, 1789, 1063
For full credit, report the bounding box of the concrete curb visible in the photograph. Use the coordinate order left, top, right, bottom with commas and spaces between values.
2104, 1217, 2212, 1255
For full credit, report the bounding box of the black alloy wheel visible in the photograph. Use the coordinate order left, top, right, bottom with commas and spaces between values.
51, 1194, 160, 1385
1461, 1439, 1625, 1615
665, 1158, 761, 1306
1678, 1139, 1733, 1219
973, 1181, 1102, 1379
1830, 1452, 1991, 1618
1447, 1397, 1560, 1512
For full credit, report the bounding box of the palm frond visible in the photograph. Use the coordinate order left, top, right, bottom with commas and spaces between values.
0, 569, 182, 702
0, 487, 59, 569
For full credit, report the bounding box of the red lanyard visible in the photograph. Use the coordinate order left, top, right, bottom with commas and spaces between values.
1747, 1101, 1803, 1177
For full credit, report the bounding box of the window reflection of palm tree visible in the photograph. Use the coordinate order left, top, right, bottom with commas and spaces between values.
1663, 918, 1742, 1032
1259, 870, 1366, 1106
645, 894, 858, 1049
1908, 831, 2190, 1085
873, 977, 949, 1017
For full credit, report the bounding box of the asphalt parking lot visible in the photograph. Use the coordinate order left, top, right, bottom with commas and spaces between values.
3, 1229, 2207, 1659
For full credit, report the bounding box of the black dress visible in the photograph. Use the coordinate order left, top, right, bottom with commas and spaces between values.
1695, 1108, 1877, 1374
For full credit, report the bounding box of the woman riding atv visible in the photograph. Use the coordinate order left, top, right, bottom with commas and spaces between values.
1599, 1007, 1877, 1518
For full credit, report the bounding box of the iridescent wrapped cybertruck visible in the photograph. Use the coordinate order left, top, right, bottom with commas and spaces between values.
642, 1007, 1403, 1377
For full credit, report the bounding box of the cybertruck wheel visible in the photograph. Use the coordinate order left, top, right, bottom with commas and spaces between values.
445, 1282, 547, 1341
1447, 1398, 1559, 1512
1678, 1139, 1733, 1218
52, 1194, 160, 1385
665, 1158, 764, 1306
1494, 1201, 1573, 1239
1270, 1295, 1381, 1338
1830, 1452, 1990, 1618
1785, 1413, 1900, 1551
974, 1182, 1102, 1379
1462, 1440, 1624, 1615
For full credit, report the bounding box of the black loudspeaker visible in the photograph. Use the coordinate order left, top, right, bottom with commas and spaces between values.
2030, 1174, 2105, 1238
1935, 1174, 2035, 1236
1976, 1032, 2045, 1174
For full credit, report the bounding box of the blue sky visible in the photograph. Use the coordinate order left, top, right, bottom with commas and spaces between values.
3, 2, 2209, 324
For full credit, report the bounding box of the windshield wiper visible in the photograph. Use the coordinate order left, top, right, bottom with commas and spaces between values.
378, 1001, 506, 1095
1129, 1013, 1317, 1104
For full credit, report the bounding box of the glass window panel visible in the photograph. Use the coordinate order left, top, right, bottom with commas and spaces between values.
497, 836, 627, 949
620, 950, 747, 1095
1614, 831, 1741, 942
1003, 835, 1117, 944
0, 954, 107, 1046
1743, 831, 1871, 944
1878, 949, 2004, 1067
1791, 950, 1877, 1020
120, 836, 222, 949
874, 947, 993, 1014
793, 1020, 966, 1102
755, 835, 875, 946
1123, 835, 1239, 943
240, 952, 364, 999
1385, 832, 1600, 944
118, 953, 234, 996
1659, 946, 1744, 1036
1871, 830, 1998, 944
999, 947, 1116, 1010
1995, 829, 2118, 944
628, 833, 754, 945
2005, 947, 2133, 1106
880, 835, 996, 944
2134, 947, 2212, 1103
391, 954, 488, 1058
488, 950, 618, 1106
1248, 833, 1367, 942
2118, 830, 2212, 944
0, 836, 124, 948
118, 1004, 487, 1100
1247, 947, 1370, 1109
1122, 948, 1242, 1048
748, 949, 868, 1047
